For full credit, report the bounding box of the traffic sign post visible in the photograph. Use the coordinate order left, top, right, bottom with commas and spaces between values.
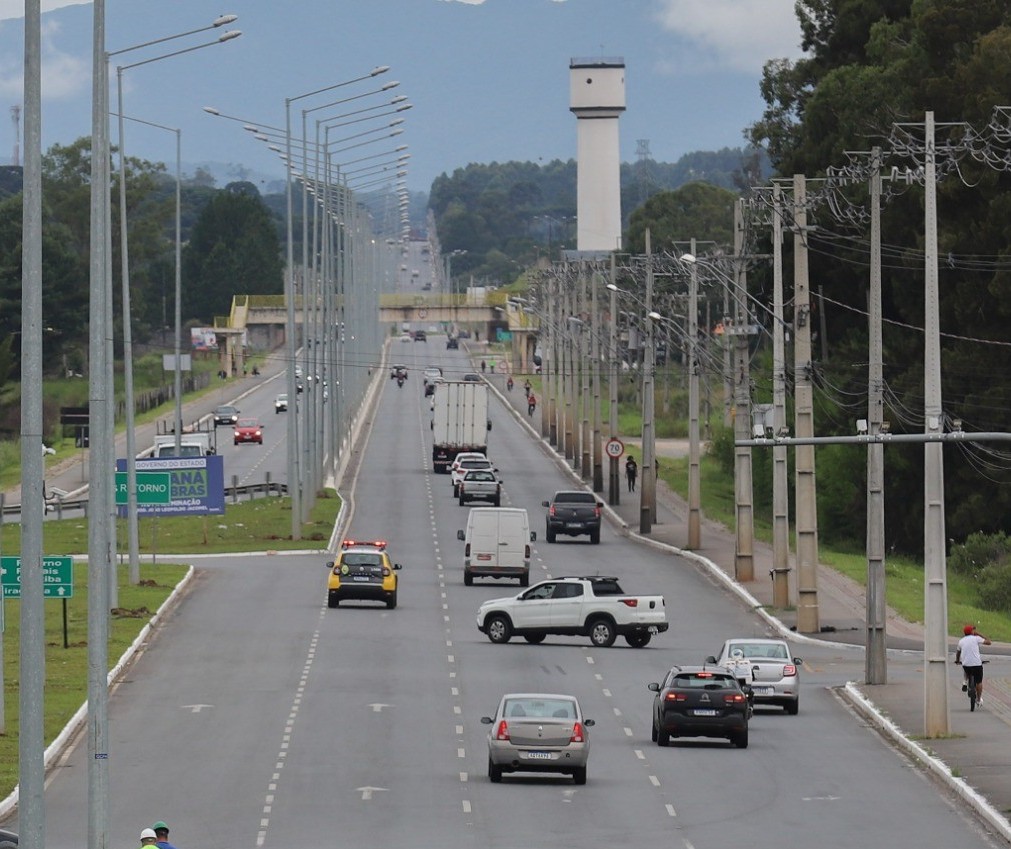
605, 437, 625, 459
115, 471, 172, 505
1, 555, 74, 598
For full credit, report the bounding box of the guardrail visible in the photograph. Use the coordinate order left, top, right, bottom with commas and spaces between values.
0, 477, 289, 521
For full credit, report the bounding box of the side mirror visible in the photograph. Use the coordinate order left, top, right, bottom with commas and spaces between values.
705, 656, 717, 664
794, 657, 803, 665
325, 561, 335, 569
457, 530, 465, 541
393, 563, 402, 570
487, 420, 492, 431
530, 532, 537, 542
583, 718, 595, 727
480, 716, 493, 725
541, 500, 550, 508
596, 501, 604, 508
647, 682, 660, 692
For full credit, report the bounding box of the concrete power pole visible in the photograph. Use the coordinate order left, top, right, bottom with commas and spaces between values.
793, 174, 820, 633
608, 254, 620, 505
580, 265, 591, 479
771, 185, 791, 605
591, 264, 604, 492
640, 229, 656, 534
687, 238, 701, 548
732, 200, 754, 581
866, 147, 888, 684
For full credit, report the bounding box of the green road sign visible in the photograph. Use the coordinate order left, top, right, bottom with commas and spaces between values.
1, 555, 74, 598
115, 471, 172, 505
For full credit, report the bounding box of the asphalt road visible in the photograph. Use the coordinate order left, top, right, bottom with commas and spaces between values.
9, 341, 1003, 848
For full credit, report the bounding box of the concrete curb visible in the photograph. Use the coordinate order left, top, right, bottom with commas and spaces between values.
839, 682, 1011, 843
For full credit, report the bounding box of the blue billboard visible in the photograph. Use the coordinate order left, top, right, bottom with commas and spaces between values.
115, 454, 225, 517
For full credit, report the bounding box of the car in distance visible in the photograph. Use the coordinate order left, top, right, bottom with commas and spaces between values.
450, 454, 493, 496
414, 329, 427, 342
543, 491, 603, 544
390, 364, 408, 381
462, 372, 482, 382
326, 539, 401, 609
233, 418, 263, 445
649, 666, 750, 748
446, 336, 459, 349
458, 469, 502, 506
399, 333, 412, 343
213, 404, 240, 426
275, 393, 288, 413
481, 693, 594, 785
706, 638, 802, 714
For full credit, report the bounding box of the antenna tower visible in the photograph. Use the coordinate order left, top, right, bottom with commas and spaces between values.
635, 138, 657, 206
10, 104, 20, 167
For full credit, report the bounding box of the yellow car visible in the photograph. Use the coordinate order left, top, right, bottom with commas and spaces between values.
326, 540, 401, 609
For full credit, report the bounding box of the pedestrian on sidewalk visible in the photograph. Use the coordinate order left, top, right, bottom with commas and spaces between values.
481, 359, 486, 373
625, 456, 638, 492
956, 624, 991, 705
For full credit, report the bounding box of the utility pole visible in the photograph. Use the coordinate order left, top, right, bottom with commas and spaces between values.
591, 263, 604, 492
547, 270, 558, 445
580, 264, 591, 479
640, 229, 656, 534
687, 238, 701, 548
608, 253, 620, 505
564, 264, 576, 465
793, 174, 820, 632
866, 146, 887, 684
771, 186, 791, 604
922, 111, 950, 736
732, 200, 754, 581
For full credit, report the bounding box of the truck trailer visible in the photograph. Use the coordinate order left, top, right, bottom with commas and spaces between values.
431, 380, 490, 473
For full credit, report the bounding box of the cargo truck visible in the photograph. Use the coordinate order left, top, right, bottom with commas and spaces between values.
431, 380, 490, 473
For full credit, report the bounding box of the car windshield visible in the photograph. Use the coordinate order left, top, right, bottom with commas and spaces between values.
342, 553, 383, 567
237, 419, 258, 428
461, 460, 491, 469
729, 643, 789, 659
503, 698, 576, 719
466, 471, 496, 482
554, 492, 595, 503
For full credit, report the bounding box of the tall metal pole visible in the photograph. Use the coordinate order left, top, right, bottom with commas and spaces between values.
88, 3, 112, 845
591, 264, 603, 492
580, 265, 591, 479
922, 112, 950, 735
866, 147, 887, 684
173, 128, 183, 453
547, 271, 559, 445
687, 239, 701, 548
794, 174, 820, 632
771, 187, 790, 598
20, 3, 46, 846
640, 229, 656, 534
563, 264, 575, 463
284, 98, 302, 539
608, 255, 620, 505
116, 65, 141, 584
732, 201, 754, 581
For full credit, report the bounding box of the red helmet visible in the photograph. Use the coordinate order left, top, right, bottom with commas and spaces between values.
964, 624, 975, 635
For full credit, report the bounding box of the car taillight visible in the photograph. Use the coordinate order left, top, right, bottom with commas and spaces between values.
549, 505, 556, 517
594, 505, 601, 517
495, 720, 510, 741
464, 544, 471, 557
783, 664, 797, 677
570, 722, 585, 743
665, 692, 687, 702
524, 545, 530, 559
724, 693, 746, 704
619, 598, 638, 607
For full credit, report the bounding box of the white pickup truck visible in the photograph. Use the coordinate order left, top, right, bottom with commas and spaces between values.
476, 575, 668, 648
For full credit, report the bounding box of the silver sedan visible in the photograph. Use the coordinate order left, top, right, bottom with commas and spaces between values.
481, 693, 595, 785
707, 638, 802, 714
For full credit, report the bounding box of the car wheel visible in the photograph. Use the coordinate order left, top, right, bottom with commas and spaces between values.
588, 618, 617, 648
589, 528, 600, 544
327, 594, 339, 609
733, 728, 749, 748
488, 757, 502, 783
386, 592, 397, 610
458, 495, 466, 506
519, 573, 529, 588
657, 726, 670, 747
572, 767, 587, 785
486, 614, 512, 644
785, 698, 799, 716
651, 716, 658, 742
625, 632, 651, 648
524, 633, 546, 644
233, 440, 239, 445
492, 495, 501, 506
464, 570, 474, 587
546, 526, 556, 543
452, 483, 458, 496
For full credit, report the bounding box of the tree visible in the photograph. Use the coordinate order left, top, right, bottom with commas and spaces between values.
182, 191, 283, 323
625, 183, 737, 254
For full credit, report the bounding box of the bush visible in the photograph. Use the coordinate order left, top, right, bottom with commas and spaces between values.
948, 531, 1011, 579
975, 563, 1011, 613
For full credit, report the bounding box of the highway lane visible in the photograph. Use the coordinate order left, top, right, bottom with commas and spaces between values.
14, 346, 1003, 848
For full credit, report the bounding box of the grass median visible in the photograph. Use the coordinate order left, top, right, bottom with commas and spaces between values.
0, 490, 342, 803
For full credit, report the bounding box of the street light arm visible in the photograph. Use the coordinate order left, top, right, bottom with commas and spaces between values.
107, 13, 238, 58
118, 31, 242, 72
286, 66, 391, 107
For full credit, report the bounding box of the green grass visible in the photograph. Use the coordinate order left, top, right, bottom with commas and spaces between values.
0, 489, 342, 801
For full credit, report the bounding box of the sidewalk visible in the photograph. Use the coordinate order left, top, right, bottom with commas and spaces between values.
479, 363, 1011, 842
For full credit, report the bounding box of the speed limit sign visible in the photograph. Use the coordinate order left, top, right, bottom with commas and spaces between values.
605, 438, 624, 459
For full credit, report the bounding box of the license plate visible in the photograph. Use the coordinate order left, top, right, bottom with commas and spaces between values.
477, 554, 492, 561
693, 709, 717, 716
648, 626, 659, 634
754, 687, 774, 695
524, 751, 552, 760
566, 522, 582, 528
351, 576, 372, 582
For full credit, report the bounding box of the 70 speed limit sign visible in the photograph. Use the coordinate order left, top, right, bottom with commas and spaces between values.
605, 438, 624, 459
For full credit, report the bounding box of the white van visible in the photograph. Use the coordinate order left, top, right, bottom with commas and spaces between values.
456, 507, 536, 587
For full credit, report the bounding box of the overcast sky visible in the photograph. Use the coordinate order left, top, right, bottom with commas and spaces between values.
0, 0, 804, 192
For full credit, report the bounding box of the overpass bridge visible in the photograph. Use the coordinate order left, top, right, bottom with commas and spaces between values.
377, 293, 499, 325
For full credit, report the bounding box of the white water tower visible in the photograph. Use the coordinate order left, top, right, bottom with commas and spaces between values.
569, 57, 625, 252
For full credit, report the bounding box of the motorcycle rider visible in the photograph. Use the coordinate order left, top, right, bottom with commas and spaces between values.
506, 376, 514, 391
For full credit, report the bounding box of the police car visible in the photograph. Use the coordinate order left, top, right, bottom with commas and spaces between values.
326, 539, 401, 609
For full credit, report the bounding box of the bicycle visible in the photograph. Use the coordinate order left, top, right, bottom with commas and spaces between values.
959, 659, 989, 711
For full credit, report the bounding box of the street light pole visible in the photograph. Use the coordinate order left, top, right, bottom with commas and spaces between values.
640, 230, 656, 534
607, 257, 620, 505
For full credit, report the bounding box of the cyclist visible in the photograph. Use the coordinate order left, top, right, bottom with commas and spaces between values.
956, 624, 991, 706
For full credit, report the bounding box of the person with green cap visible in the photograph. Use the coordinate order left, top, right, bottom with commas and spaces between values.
152, 822, 178, 849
